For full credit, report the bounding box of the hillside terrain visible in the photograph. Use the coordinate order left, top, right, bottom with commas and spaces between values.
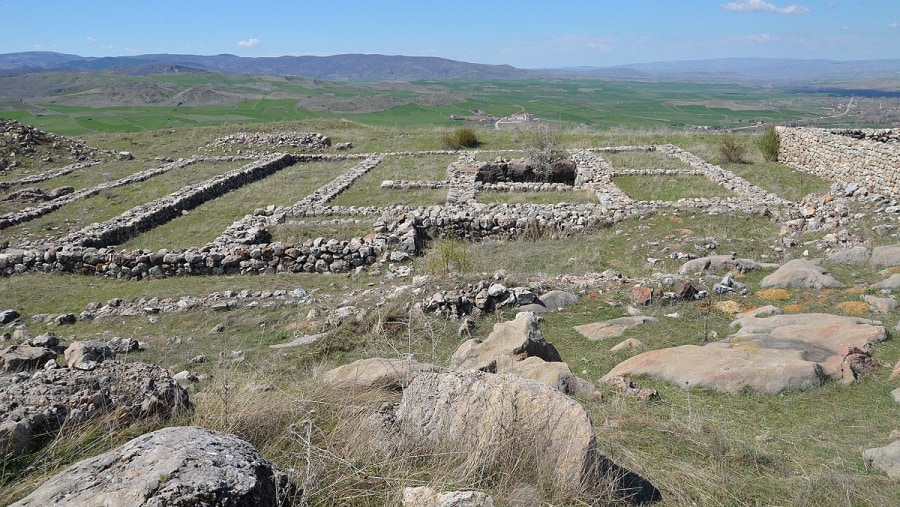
1, 50, 900, 507
0, 112, 898, 506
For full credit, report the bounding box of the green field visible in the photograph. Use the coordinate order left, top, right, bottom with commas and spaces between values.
0, 72, 868, 136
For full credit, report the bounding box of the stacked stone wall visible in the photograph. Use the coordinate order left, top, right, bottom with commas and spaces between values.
777, 127, 900, 196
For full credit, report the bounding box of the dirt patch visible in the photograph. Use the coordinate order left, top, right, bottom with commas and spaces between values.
837, 301, 870, 315
756, 288, 792, 301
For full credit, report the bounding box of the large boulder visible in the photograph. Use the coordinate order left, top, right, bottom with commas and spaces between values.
602, 307, 886, 394
386, 370, 659, 502
450, 312, 561, 371
11, 426, 294, 506
449, 312, 595, 397
0, 360, 190, 456
0, 344, 57, 372
759, 259, 843, 289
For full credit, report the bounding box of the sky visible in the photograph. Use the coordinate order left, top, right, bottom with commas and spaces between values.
2, 1, 898, 68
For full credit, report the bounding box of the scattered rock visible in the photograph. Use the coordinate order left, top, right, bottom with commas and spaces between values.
402, 486, 494, 507
0, 361, 190, 456
862, 440, 900, 478
10, 426, 293, 506
0, 309, 20, 324
609, 338, 645, 352
0, 344, 57, 372
605, 375, 658, 401
64, 340, 115, 370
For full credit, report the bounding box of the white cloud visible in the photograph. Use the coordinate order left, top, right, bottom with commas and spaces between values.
236, 38, 261, 48
100, 44, 114, 50
86, 36, 96, 43
32, 43, 43, 49
889, 22, 899, 29
721, 0, 810, 15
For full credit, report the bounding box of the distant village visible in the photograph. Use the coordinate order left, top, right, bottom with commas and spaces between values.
450, 108, 539, 129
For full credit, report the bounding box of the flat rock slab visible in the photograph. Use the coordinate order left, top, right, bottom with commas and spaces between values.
402, 486, 494, 507
863, 440, 900, 478
602, 310, 886, 394
11, 426, 293, 506
321, 357, 437, 391
678, 254, 777, 274
870, 273, 900, 291
516, 290, 578, 314
269, 333, 325, 349
575, 316, 656, 341
870, 244, 900, 268
759, 259, 843, 289
826, 246, 871, 265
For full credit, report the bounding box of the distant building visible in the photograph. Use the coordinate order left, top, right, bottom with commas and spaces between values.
509, 112, 534, 122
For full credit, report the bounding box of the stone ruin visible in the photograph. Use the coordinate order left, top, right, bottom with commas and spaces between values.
0, 125, 897, 280
472, 157, 578, 185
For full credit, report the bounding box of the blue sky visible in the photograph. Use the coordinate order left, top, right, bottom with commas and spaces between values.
2, 1, 898, 68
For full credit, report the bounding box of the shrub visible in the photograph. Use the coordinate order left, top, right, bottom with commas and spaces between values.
424, 238, 471, 275
756, 125, 780, 162
718, 134, 747, 163
441, 127, 479, 149
524, 129, 567, 178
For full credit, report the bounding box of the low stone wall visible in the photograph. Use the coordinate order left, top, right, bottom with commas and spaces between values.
0, 160, 100, 190
777, 127, 900, 197
62, 154, 298, 248
0, 157, 203, 232
0, 215, 421, 278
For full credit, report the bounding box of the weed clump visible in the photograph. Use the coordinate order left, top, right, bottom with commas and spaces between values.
524, 129, 567, 177
756, 125, 780, 162
442, 127, 480, 149
424, 238, 471, 275
718, 134, 747, 163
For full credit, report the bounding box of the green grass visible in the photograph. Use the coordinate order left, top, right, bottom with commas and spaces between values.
269, 218, 375, 244
477, 189, 598, 205
602, 150, 694, 171
2, 159, 248, 244
612, 174, 737, 201
3, 118, 900, 505
328, 154, 455, 207
118, 159, 349, 249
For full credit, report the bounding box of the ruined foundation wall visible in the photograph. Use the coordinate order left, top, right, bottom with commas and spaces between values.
777, 127, 900, 196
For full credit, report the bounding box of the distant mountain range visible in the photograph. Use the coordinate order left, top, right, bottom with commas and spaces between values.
1, 51, 900, 86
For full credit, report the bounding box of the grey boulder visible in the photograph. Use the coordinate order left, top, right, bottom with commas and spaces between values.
11, 426, 294, 506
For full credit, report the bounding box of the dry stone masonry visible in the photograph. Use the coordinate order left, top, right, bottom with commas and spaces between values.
777, 127, 900, 197
4, 125, 888, 280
